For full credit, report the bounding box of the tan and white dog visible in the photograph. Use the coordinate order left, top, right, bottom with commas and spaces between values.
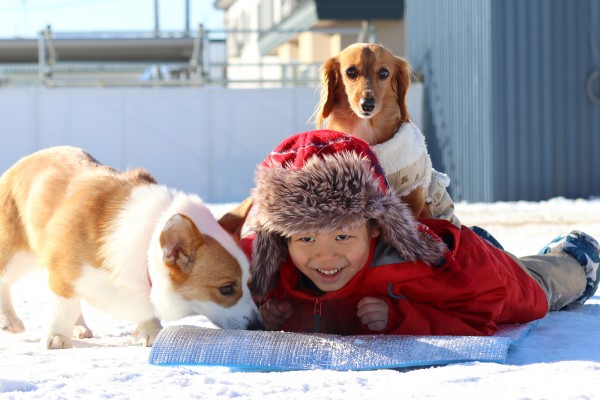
0, 146, 262, 349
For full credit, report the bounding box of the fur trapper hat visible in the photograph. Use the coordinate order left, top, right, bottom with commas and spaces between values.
250, 130, 446, 296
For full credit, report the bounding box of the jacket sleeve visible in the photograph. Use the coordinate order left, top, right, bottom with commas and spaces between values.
380, 297, 498, 336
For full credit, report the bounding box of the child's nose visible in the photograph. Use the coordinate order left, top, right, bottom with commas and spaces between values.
314, 245, 338, 261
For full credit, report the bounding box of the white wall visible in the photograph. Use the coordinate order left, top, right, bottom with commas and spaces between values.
0, 85, 423, 203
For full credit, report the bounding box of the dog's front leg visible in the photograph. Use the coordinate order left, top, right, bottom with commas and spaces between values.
44, 295, 83, 349
132, 318, 162, 347
0, 282, 25, 333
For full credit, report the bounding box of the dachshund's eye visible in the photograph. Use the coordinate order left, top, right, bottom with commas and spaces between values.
379, 68, 390, 79
346, 66, 358, 78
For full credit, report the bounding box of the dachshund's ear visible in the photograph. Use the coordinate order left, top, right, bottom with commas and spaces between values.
315, 57, 340, 128
394, 56, 411, 123
217, 197, 254, 243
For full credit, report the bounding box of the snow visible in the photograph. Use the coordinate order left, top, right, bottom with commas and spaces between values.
1, 197, 600, 400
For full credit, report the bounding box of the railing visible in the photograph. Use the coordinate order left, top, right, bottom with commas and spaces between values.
0, 23, 375, 88
34, 25, 215, 87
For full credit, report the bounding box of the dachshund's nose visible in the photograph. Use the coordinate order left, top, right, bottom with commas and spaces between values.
360, 97, 375, 113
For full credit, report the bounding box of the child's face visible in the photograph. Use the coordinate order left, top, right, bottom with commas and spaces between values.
287, 223, 380, 292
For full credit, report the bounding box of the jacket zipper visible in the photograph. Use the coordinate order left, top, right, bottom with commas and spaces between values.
313, 297, 322, 333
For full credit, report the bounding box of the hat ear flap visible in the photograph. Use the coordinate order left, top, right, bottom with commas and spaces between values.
250, 230, 288, 297
370, 195, 446, 265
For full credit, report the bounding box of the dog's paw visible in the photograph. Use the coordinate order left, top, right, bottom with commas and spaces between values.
132, 319, 162, 347
133, 328, 162, 347
45, 334, 73, 349
73, 325, 93, 339
0, 312, 25, 333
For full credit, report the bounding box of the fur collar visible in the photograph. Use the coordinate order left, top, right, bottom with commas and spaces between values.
371, 122, 429, 173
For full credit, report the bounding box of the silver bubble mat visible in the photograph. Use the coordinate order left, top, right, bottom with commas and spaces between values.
148, 322, 537, 371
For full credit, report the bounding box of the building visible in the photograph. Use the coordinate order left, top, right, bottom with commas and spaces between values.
214, 0, 405, 87
1, 1, 405, 88
407, 0, 600, 202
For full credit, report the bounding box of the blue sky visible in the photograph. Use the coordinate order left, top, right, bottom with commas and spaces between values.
0, 0, 224, 38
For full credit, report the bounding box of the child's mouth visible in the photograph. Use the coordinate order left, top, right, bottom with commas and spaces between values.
316, 268, 342, 279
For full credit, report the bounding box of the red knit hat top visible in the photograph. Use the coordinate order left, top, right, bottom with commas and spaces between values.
262, 130, 388, 192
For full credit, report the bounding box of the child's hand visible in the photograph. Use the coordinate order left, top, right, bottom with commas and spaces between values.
259, 299, 293, 331
357, 297, 389, 331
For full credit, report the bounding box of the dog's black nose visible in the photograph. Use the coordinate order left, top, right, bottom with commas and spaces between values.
360, 97, 375, 112
247, 319, 264, 331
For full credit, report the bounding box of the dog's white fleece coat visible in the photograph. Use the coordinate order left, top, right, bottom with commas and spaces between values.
371, 122, 458, 226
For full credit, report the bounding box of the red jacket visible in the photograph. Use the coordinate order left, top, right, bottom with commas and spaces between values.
242, 219, 548, 336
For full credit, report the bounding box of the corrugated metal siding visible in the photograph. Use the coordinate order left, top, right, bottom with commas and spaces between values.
492, 0, 600, 201
407, 0, 493, 202
407, 0, 600, 202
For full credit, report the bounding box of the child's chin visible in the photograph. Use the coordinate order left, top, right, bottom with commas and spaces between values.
314, 276, 347, 292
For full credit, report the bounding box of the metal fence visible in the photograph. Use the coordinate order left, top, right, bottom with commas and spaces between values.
0, 24, 371, 88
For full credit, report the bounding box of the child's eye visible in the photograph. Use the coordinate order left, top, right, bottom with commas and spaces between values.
336, 234, 350, 241
298, 236, 315, 243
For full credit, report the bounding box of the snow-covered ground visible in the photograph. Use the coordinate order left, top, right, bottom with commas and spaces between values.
1, 198, 600, 400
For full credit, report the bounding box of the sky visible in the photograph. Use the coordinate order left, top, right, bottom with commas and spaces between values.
0, 0, 224, 38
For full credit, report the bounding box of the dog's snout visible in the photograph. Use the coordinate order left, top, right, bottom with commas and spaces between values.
360, 96, 376, 113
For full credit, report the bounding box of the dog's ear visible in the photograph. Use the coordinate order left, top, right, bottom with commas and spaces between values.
217, 197, 253, 243
315, 57, 340, 128
393, 56, 411, 123
160, 213, 203, 277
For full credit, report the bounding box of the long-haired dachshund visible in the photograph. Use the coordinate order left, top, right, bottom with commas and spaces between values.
315, 43, 458, 225
219, 44, 459, 246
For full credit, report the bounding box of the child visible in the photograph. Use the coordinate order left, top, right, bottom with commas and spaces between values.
240, 130, 600, 336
